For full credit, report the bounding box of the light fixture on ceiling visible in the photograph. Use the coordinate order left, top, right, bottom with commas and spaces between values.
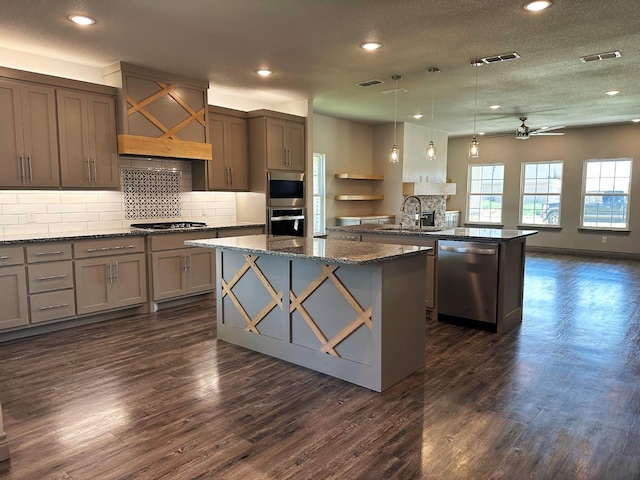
523, 1, 552, 12
68, 14, 96, 25
255, 69, 273, 77
426, 67, 440, 161
489, 105, 501, 110
360, 42, 382, 51
413, 114, 424, 119
390, 75, 402, 163
632, 119, 640, 123
606, 90, 620, 96
469, 61, 482, 158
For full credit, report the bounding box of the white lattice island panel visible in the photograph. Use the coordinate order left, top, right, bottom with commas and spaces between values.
188, 236, 429, 392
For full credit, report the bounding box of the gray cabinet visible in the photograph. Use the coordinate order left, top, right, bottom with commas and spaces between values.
57, 89, 119, 188
0, 246, 28, 330
0, 79, 60, 187
206, 108, 248, 190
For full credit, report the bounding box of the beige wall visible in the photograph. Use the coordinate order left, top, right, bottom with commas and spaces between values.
446, 124, 640, 255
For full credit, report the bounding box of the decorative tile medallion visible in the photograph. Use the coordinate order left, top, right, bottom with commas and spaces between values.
123, 168, 181, 219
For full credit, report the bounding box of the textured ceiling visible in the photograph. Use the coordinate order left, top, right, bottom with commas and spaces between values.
0, 0, 638, 136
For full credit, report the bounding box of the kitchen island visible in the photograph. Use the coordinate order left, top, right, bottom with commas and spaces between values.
327, 225, 537, 333
185, 235, 431, 392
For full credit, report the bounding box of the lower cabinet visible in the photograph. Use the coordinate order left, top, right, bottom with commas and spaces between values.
0, 265, 29, 330
151, 248, 214, 301
75, 253, 147, 315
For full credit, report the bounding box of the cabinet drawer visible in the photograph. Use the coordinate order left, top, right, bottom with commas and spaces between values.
0, 246, 25, 266
217, 227, 264, 238
74, 236, 145, 258
26, 242, 72, 263
150, 231, 218, 251
30, 289, 76, 323
28, 261, 74, 293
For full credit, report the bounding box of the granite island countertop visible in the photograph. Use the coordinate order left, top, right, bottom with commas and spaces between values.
185, 234, 431, 266
327, 225, 537, 242
0, 222, 264, 245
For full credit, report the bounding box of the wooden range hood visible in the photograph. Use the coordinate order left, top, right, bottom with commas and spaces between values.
103, 62, 213, 161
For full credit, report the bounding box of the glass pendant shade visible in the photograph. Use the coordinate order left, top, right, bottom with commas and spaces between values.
390, 144, 400, 163
469, 137, 480, 158
426, 141, 436, 160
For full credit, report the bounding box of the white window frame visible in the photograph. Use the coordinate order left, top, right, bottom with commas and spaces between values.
467, 163, 504, 225
520, 161, 564, 226
312, 153, 326, 236
581, 158, 632, 230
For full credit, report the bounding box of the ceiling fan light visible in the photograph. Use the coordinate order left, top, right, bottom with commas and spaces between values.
255, 69, 273, 76
489, 105, 501, 110
523, 1, 552, 12
413, 114, 424, 119
68, 14, 96, 25
469, 137, 480, 158
426, 141, 437, 161
606, 90, 620, 96
360, 42, 382, 51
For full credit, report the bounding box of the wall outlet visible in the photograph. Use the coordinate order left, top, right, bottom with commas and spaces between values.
601, 236, 607, 244
26, 210, 36, 223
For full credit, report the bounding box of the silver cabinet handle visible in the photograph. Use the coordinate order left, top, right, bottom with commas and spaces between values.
37, 274, 68, 281
113, 261, 119, 282
229, 167, 233, 186
18, 154, 25, 182
39, 303, 70, 311
107, 262, 113, 283
187, 254, 192, 271
91, 158, 97, 184
85, 159, 91, 183
439, 245, 497, 255
35, 250, 66, 256
27, 154, 33, 183
0, 255, 10, 260
182, 254, 187, 272
86, 245, 136, 252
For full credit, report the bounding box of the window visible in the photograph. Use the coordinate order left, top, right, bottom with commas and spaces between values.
521, 161, 563, 225
581, 158, 632, 229
467, 164, 504, 224
312, 153, 326, 236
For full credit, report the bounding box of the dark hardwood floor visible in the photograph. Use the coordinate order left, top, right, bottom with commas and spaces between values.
1, 252, 639, 479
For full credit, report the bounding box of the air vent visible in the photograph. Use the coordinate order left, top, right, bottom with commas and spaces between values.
380, 88, 408, 95
481, 52, 521, 64
579, 50, 622, 63
356, 79, 383, 87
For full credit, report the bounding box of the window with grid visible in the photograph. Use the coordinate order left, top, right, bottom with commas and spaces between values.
312, 153, 326, 236
467, 164, 504, 224
581, 158, 632, 229
521, 161, 563, 225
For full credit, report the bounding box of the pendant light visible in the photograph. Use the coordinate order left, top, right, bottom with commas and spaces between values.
469, 60, 482, 158
390, 75, 402, 163
426, 67, 439, 161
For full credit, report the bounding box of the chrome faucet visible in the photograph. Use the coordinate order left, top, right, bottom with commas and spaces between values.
400, 195, 423, 229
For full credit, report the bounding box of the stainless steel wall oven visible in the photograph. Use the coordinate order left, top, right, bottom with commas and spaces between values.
269, 208, 305, 236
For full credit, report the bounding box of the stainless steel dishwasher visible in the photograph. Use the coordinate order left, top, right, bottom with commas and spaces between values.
437, 240, 499, 324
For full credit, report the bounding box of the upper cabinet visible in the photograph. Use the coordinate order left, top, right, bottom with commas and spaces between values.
248, 110, 305, 172
57, 90, 119, 188
194, 106, 248, 191
102, 62, 212, 161
0, 79, 60, 187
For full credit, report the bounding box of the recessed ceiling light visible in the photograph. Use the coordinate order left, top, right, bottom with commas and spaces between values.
255, 69, 273, 77
360, 42, 382, 51
413, 114, 424, 119
489, 105, 501, 110
523, 1, 552, 12
632, 119, 640, 123
540, 126, 549, 130
478, 132, 486, 136
606, 90, 620, 96
68, 14, 96, 25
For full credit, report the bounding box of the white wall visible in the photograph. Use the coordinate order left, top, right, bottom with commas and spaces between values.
446, 123, 640, 256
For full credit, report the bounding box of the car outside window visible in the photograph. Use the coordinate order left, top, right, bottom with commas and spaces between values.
581, 158, 631, 229
467, 164, 504, 224
522, 161, 563, 225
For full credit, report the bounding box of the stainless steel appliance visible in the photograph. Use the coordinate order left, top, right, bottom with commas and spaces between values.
269, 208, 305, 236
130, 221, 207, 230
268, 171, 304, 207
420, 210, 435, 227
437, 240, 499, 324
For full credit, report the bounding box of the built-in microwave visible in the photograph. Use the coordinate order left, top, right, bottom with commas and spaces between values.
268, 171, 304, 207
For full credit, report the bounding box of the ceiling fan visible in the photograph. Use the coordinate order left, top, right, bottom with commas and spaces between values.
515, 116, 565, 140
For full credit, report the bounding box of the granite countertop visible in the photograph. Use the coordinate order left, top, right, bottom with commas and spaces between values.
0, 222, 264, 245
327, 225, 537, 241
185, 234, 431, 266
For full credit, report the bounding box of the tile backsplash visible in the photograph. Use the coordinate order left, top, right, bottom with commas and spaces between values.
0, 157, 237, 236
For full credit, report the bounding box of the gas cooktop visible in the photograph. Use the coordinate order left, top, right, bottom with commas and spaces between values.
130, 221, 208, 230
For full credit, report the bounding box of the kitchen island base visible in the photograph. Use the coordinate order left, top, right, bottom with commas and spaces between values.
212, 245, 427, 392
